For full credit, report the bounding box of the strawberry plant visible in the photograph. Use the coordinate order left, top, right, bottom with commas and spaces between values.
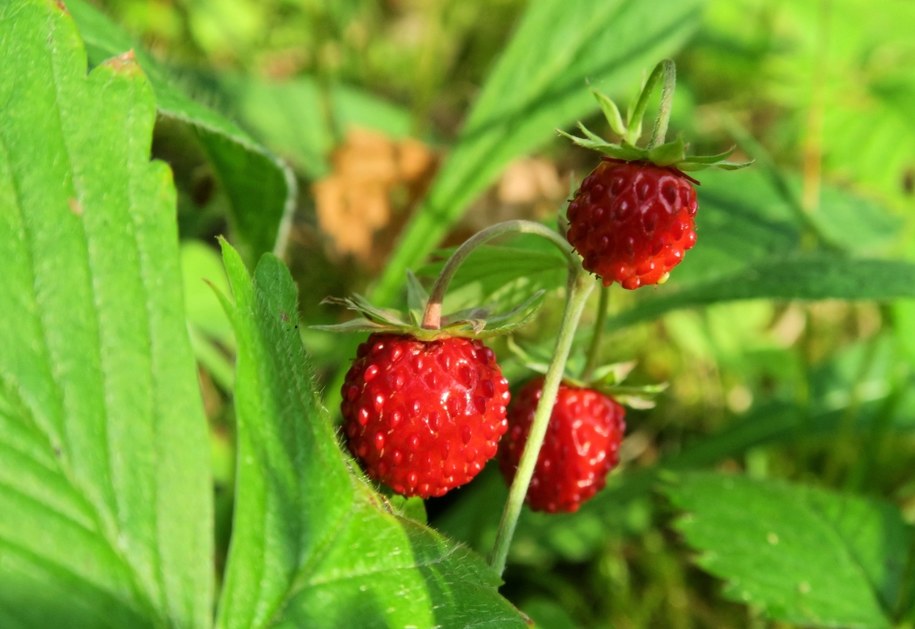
4, 0, 915, 627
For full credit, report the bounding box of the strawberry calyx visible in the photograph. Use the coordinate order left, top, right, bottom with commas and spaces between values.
319, 220, 581, 341
559, 129, 747, 173
316, 271, 544, 342
559, 59, 751, 172
506, 338, 666, 410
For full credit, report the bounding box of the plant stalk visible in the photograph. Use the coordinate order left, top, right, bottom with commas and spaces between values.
488, 270, 595, 576
626, 59, 675, 147
647, 59, 677, 149
421, 219, 579, 329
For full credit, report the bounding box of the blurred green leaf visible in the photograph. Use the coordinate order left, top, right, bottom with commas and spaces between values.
371, 0, 706, 305
609, 254, 915, 329
665, 472, 913, 628
808, 184, 903, 254
0, 1, 212, 625
213, 243, 526, 628
68, 0, 295, 264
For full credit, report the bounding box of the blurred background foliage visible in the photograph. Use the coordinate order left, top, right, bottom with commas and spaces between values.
85, 0, 915, 626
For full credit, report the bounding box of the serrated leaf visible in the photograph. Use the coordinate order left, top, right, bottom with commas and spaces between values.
371, 0, 705, 305
0, 1, 212, 626
665, 472, 912, 628
68, 0, 295, 264
213, 243, 526, 628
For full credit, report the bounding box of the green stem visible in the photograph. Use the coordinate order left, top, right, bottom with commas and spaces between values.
421, 220, 579, 329
626, 59, 675, 146
647, 59, 677, 149
582, 285, 610, 382
489, 270, 595, 576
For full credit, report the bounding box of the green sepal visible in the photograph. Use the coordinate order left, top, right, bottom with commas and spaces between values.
604, 383, 669, 410
647, 136, 688, 166
562, 76, 753, 173
320, 295, 405, 328
405, 270, 430, 327
507, 337, 668, 410
590, 361, 638, 385
316, 277, 545, 341
592, 88, 627, 138
561, 121, 751, 172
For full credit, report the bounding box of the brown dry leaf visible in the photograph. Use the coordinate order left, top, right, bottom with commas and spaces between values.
314, 128, 437, 271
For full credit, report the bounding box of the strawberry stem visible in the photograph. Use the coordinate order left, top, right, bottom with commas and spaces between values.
489, 268, 595, 576
622, 59, 677, 148
421, 220, 579, 329
647, 59, 677, 149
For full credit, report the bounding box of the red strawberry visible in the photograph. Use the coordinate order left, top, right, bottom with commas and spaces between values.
499, 377, 625, 513
566, 158, 698, 290
560, 62, 748, 288
342, 332, 510, 499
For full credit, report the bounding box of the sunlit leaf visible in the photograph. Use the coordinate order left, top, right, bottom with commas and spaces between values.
213, 243, 526, 628
68, 0, 295, 263
0, 2, 212, 625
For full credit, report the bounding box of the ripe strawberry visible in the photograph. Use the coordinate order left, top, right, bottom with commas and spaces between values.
566, 158, 698, 289
342, 332, 510, 499
499, 377, 625, 513
560, 61, 749, 289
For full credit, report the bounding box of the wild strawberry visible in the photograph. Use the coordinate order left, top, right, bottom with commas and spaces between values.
566, 158, 698, 289
560, 60, 749, 289
498, 377, 625, 513
342, 332, 510, 499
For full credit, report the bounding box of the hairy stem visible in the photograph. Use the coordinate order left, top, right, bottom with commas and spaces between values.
489, 270, 595, 576
626, 59, 675, 146
421, 220, 578, 329
647, 59, 677, 149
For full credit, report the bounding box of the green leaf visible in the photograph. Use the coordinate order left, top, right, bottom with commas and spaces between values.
671, 168, 802, 285
0, 1, 212, 626
665, 472, 913, 628
213, 243, 526, 628
370, 0, 705, 305
67, 0, 296, 264
808, 184, 904, 255
609, 253, 915, 329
